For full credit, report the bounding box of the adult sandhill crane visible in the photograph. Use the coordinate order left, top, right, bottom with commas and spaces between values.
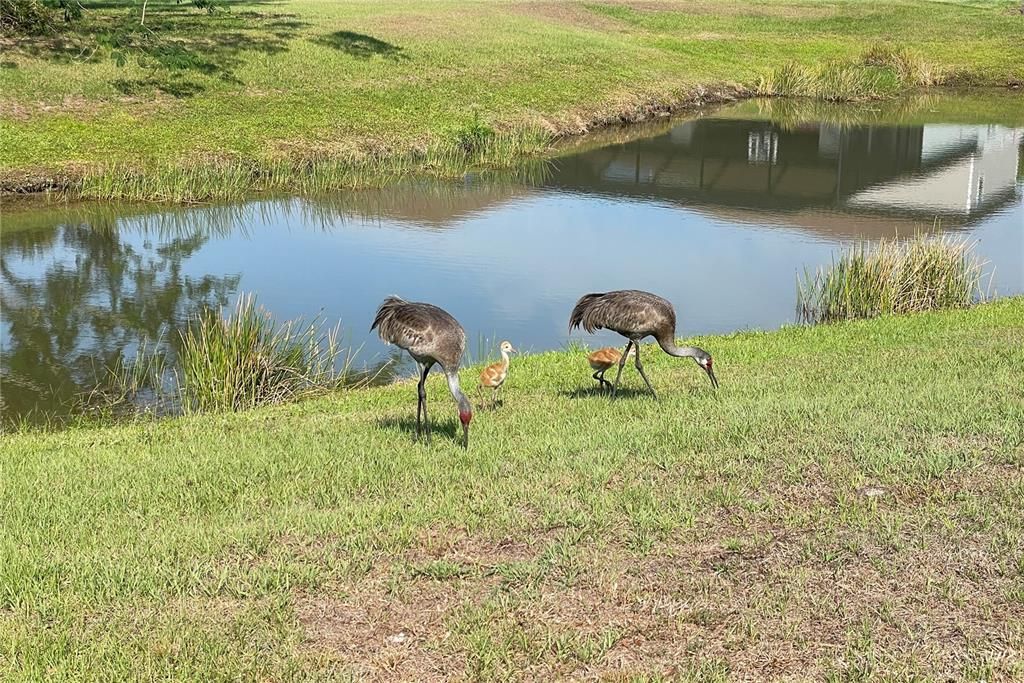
569, 289, 718, 398
479, 340, 517, 408
371, 296, 472, 448
587, 346, 634, 390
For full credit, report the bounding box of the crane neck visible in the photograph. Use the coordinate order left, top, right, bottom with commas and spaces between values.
446, 369, 472, 414
656, 334, 702, 359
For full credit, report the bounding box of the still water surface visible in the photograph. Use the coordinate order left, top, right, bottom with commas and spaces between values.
3, 100, 1022, 424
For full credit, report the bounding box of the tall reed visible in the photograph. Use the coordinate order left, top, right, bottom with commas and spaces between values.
755, 44, 949, 102
797, 234, 986, 324
176, 294, 352, 413
73, 126, 552, 203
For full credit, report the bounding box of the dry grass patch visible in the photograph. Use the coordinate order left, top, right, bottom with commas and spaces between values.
294, 459, 1024, 679
504, 2, 627, 32
601, 0, 835, 20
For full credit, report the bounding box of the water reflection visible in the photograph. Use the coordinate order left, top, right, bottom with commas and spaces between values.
1, 221, 239, 423
548, 118, 1022, 234
2, 103, 1022, 426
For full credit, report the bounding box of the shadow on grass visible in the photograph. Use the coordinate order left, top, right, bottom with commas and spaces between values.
8, 3, 310, 97
313, 31, 407, 60
376, 415, 461, 444
561, 385, 652, 400
113, 76, 206, 98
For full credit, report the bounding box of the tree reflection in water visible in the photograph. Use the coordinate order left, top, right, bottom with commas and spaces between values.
1, 211, 240, 426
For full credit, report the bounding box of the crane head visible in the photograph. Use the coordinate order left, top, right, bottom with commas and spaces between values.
695, 352, 719, 389
457, 395, 473, 448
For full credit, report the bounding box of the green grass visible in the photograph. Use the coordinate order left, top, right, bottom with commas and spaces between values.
3, 299, 1023, 679
798, 233, 987, 324
2, 0, 1022, 200
174, 293, 351, 413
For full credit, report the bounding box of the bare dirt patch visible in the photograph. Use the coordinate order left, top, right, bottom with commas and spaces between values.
298, 579, 469, 681
296, 461, 1024, 679
531, 82, 748, 137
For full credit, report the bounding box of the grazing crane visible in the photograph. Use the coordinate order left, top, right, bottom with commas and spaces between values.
479, 340, 517, 408
371, 296, 473, 448
569, 289, 718, 398
587, 346, 634, 391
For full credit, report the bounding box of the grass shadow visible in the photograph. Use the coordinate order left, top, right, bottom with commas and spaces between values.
313, 31, 407, 60
561, 385, 651, 400
113, 76, 206, 98
7, 5, 311, 94
376, 415, 460, 444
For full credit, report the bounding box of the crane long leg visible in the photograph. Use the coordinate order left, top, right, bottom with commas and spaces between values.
633, 343, 658, 399
611, 341, 633, 398
417, 362, 432, 445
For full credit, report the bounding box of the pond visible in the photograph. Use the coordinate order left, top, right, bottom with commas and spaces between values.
2, 97, 1022, 426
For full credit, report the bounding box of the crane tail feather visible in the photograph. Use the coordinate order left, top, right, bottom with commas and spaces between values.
569, 292, 606, 334
370, 295, 408, 343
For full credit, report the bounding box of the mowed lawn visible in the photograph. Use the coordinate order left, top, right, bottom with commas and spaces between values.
2, 299, 1023, 680
2, 0, 1023, 182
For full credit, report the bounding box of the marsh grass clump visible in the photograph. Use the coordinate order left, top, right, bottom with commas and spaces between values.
756, 45, 946, 101
755, 61, 897, 101
861, 43, 945, 87
177, 294, 351, 413
73, 126, 552, 202
798, 234, 986, 324
89, 336, 175, 417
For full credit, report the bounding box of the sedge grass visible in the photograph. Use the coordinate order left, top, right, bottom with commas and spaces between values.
74, 128, 553, 202
798, 233, 987, 324
176, 294, 353, 413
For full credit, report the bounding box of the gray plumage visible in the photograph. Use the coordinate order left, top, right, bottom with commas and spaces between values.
372, 297, 467, 371
372, 296, 473, 447
569, 289, 719, 397
374, 294, 473, 446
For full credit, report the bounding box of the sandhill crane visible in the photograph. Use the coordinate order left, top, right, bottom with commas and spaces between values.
587, 346, 634, 390
569, 289, 718, 398
371, 296, 472, 448
479, 340, 516, 408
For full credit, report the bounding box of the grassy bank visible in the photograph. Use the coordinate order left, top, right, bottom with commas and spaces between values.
2, 298, 1023, 680
2, 0, 1022, 200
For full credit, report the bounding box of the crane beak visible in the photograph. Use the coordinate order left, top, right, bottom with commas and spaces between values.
705, 365, 719, 389
462, 422, 470, 449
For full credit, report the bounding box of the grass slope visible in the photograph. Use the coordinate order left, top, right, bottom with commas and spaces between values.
2, 299, 1023, 680
2, 0, 1023, 197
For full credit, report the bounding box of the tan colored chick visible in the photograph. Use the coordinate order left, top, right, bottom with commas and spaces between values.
478, 340, 516, 408
587, 346, 635, 390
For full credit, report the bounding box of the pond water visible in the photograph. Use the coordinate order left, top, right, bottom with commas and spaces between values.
3, 98, 1022, 426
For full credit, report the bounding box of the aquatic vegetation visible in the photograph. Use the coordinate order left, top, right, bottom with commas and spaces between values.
755, 44, 954, 101
798, 234, 987, 324
176, 294, 353, 413
74, 128, 553, 202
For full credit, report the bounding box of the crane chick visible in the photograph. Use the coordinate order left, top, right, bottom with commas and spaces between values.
478, 340, 516, 408
587, 346, 635, 391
